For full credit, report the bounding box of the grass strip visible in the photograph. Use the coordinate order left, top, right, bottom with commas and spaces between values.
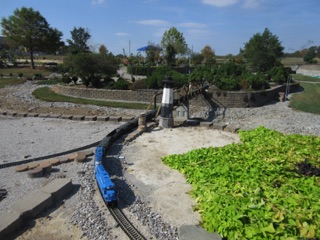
0, 78, 26, 88
292, 74, 320, 82
289, 82, 320, 114
32, 86, 149, 110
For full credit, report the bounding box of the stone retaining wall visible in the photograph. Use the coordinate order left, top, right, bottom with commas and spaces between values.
206, 83, 300, 108
52, 85, 161, 104
52, 83, 300, 108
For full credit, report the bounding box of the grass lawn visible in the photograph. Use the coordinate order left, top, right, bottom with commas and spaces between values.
0, 78, 26, 88
0, 67, 53, 78
32, 87, 149, 110
292, 74, 320, 82
289, 82, 320, 114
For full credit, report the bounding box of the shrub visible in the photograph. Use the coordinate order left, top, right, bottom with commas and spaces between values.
62, 74, 72, 84
112, 78, 130, 90
127, 65, 155, 76
82, 77, 90, 87
130, 79, 148, 90
33, 73, 43, 79
239, 78, 250, 90
18, 73, 23, 78
189, 66, 217, 83
145, 66, 188, 89
214, 77, 240, 91
91, 75, 103, 88
72, 76, 78, 84
241, 72, 269, 90
269, 66, 289, 84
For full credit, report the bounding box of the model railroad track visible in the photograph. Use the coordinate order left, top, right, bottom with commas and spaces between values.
108, 206, 146, 240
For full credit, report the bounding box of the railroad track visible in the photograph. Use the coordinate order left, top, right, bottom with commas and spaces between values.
108, 206, 146, 240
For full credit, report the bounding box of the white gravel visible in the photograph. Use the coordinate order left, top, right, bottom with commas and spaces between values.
0, 116, 122, 214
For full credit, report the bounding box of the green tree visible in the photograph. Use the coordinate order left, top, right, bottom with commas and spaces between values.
63, 52, 117, 88
145, 42, 161, 64
161, 27, 188, 66
240, 28, 284, 72
201, 45, 215, 65
303, 46, 317, 64
190, 52, 204, 66
66, 27, 91, 54
99, 44, 108, 56
1, 7, 63, 69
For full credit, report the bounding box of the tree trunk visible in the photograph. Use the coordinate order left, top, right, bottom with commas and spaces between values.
30, 47, 35, 69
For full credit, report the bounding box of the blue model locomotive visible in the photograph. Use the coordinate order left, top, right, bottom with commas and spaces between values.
94, 146, 117, 206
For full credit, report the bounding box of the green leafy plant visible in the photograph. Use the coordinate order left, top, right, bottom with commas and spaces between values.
162, 127, 320, 239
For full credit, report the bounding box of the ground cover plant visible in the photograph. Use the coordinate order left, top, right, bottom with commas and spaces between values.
162, 127, 320, 239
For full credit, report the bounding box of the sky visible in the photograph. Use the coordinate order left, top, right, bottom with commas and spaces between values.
1, 0, 319, 56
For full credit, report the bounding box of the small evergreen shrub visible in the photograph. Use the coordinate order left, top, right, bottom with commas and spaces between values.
62, 74, 72, 84
112, 78, 130, 90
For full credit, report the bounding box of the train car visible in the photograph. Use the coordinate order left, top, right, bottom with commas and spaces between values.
95, 164, 117, 206
95, 146, 105, 166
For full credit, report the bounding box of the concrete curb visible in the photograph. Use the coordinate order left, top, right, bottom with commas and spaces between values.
0, 178, 73, 239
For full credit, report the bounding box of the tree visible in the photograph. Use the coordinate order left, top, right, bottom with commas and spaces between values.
240, 28, 284, 72
63, 52, 117, 88
145, 42, 161, 64
201, 45, 215, 65
303, 46, 318, 64
190, 52, 204, 65
1, 7, 63, 69
161, 27, 188, 66
99, 44, 108, 56
66, 27, 91, 54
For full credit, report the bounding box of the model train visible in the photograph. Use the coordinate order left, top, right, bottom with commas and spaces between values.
94, 146, 117, 206
93, 110, 157, 207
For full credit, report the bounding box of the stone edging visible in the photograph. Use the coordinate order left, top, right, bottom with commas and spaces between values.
0, 110, 134, 122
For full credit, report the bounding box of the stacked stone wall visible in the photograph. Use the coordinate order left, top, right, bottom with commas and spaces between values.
52, 83, 300, 108
52, 86, 162, 104
205, 83, 300, 108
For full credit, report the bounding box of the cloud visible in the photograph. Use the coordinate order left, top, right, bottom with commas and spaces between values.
91, 0, 105, 5
115, 32, 130, 36
201, 0, 239, 7
154, 28, 168, 37
137, 19, 169, 26
242, 0, 261, 8
179, 22, 207, 28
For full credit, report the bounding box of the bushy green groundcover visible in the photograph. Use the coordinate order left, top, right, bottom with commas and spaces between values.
162, 127, 320, 239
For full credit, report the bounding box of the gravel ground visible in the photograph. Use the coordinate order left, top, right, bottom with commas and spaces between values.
214, 99, 320, 136
0, 80, 320, 239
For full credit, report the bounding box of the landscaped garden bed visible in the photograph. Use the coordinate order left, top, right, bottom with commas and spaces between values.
162, 127, 320, 239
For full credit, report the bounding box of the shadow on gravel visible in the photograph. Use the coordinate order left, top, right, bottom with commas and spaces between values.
104, 138, 137, 208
